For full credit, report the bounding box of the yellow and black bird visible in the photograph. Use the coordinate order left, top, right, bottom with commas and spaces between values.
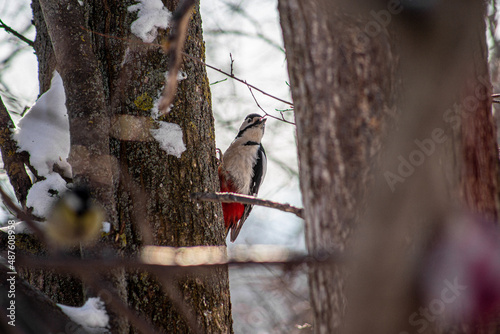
46, 187, 104, 248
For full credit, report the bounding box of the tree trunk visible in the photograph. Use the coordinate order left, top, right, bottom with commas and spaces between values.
279, 0, 499, 333
278, 1, 396, 332
8, 0, 233, 333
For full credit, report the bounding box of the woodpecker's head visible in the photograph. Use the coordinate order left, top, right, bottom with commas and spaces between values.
235, 114, 267, 142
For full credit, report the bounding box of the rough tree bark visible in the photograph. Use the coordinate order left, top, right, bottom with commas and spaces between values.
0, 97, 32, 208
278, 1, 396, 332
1, 0, 232, 333
279, 0, 499, 333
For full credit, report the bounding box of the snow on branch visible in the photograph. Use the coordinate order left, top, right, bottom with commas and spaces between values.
190, 192, 304, 218
13, 72, 71, 179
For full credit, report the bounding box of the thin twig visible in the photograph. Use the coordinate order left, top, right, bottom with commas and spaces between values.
181, 51, 294, 106
157, 0, 195, 117
191, 192, 304, 218
247, 84, 296, 125
210, 78, 227, 85
0, 19, 34, 46
229, 53, 234, 76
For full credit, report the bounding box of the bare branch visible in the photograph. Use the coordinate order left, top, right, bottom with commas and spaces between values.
0, 19, 34, 47
157, 0, 196, 117
247, 84, 296, 125
190, 192, 304, 218
209, 78, 227, 85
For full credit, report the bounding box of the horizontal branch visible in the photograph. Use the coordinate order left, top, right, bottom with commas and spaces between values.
0, 96, 32, 207
190, 192, 304, 218
15, 246, 337, 273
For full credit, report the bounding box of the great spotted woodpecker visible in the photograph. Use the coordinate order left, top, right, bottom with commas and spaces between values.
218, 114, 267, 242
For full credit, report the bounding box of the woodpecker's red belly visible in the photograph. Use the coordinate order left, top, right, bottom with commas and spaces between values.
218, 166, 245, 232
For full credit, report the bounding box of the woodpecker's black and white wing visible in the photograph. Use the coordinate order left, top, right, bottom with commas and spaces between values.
230, 144, 267, 242
250, 144, 267, 196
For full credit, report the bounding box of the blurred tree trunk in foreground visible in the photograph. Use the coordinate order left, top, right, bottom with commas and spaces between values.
279, 1, 396, 332
3, 0, 233, 333
279, 0, 499, 333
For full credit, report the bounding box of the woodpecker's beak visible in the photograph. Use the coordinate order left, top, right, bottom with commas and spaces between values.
259, 117, 267, 124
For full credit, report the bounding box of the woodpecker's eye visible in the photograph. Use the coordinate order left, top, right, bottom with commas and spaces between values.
247, 119, 252, 123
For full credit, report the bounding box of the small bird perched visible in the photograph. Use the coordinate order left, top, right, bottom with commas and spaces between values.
218, 114, 267, 242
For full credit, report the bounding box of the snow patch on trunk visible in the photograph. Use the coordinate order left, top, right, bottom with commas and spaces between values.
150, 121, 186, 158
128, 0, 172, 43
